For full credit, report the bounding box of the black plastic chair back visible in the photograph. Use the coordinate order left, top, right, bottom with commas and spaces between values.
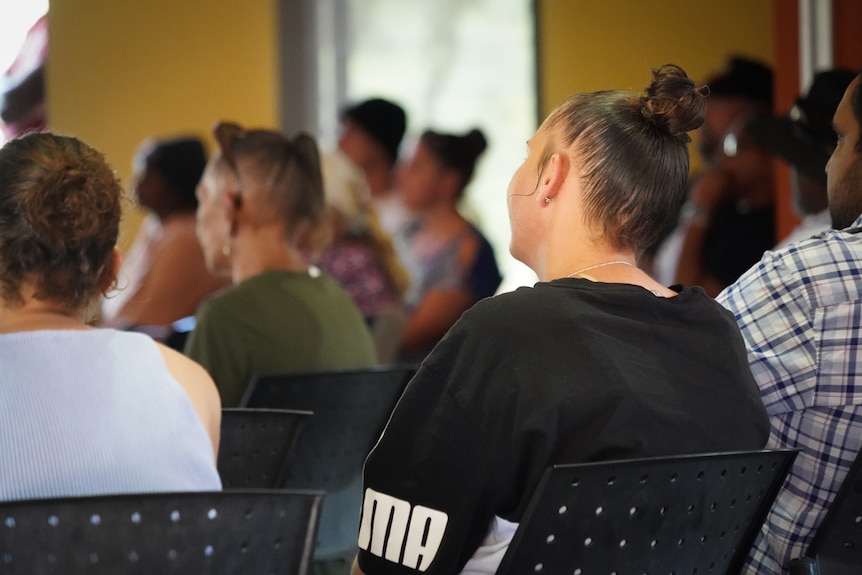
217, 408, 312, 489
0, 489, 323, 575
790, 447, 862, 575
496, 449, 797, 575
239, 366, 415, 557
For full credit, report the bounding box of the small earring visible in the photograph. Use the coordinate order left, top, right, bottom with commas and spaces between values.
544, 198, 551, 204
222, 242, 232, 258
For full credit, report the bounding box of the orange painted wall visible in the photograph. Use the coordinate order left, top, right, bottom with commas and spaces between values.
834, 0, 862, 71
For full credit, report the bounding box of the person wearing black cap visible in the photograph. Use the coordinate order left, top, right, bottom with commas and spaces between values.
748, 69, 857, 248
101, 136, 228, 331
338, 97, 409, 233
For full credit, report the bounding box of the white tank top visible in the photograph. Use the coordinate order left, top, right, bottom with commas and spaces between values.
0, 329, 221, 500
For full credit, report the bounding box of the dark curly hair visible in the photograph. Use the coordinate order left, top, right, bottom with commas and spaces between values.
0, 132, 122, 311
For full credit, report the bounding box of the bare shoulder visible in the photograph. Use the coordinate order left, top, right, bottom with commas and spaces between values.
155, 342, 222, 455
156, 343, 217, 389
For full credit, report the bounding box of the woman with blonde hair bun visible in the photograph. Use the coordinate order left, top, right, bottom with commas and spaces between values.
185, 123, 377, 406
352, 65, 770, 575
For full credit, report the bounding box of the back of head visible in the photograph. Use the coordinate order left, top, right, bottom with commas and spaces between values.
419, 128, 488, 196
542, 64, 706, 253
214, 122, 326, 238
706, 56, 774, 109
749, 68, 857, 185
143, 136, 208, 209
340, 98, 407, 165
0, 132, 122, 311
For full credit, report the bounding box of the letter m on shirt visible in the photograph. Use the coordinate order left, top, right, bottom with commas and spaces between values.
358, 488, 449, 572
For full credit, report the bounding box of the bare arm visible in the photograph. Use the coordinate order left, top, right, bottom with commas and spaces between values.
113, 230, 225, 327
399, 288, 477, 355
157, 343, 222, 461
400, 234, 481, 356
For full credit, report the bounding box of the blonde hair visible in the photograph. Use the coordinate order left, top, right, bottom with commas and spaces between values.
319, 151, 410, 297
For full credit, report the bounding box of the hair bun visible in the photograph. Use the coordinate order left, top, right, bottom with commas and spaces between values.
641, 64, 707, 143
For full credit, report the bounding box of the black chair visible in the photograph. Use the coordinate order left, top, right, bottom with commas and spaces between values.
239, 366, 416, 560
218, 408, 312, 489
496, 449, 797, 575
790, 448, 862, 575
0, 489, 323, 575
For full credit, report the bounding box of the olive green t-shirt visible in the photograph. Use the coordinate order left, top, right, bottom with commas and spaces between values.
184, 269, 378, 406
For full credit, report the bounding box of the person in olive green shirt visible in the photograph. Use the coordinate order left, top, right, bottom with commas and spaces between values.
186, 122, 377, 406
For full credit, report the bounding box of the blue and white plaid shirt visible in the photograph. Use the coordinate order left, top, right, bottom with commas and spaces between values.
717, 215, 862, 574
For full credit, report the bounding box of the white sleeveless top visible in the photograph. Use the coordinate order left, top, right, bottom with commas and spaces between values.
0, 329, 221, 500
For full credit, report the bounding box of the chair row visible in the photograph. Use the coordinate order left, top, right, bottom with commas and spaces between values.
4, 445, 859, 574
3, 361, 858, 574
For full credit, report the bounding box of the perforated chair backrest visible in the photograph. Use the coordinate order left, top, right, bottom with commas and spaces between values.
240, 366, 415, 490
791, 447, 862, 575
0, 489, 323, 575
496, 449, 797, 575
239, 366, 416, 557
217, 408, 312, 489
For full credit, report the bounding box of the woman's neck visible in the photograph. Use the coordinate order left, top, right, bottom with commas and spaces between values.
0, 300, 88, 334
363, 163, 396, 199
230, 226, 309, 284
415, 202, 463, 233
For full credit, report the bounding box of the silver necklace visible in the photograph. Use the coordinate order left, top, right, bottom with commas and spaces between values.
566, 260, 635, 278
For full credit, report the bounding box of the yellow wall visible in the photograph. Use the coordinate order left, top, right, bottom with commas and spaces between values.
47, 0, 278, 248
48, 0, 771, 248
538, 0, 773, 172
539, 0, 773, 112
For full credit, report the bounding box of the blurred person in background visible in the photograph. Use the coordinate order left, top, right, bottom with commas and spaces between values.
395, 128, 502, 362
338, 98, 410, 234
101, 136, 228, 332
315, 151, 410, 363
748, 68, 857, 249
652, 56, 775, 295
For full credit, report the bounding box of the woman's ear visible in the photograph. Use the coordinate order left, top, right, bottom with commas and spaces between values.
224, 192, 242, 237
536, 152, 569, 206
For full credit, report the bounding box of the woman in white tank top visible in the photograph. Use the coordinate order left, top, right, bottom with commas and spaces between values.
0, 132, 222, 500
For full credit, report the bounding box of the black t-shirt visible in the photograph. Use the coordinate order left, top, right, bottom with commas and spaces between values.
357, 279, 769, 575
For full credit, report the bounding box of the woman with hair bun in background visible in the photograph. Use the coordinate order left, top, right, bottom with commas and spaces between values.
352, 65, 769, 575
0, 132, 221, 501
395, 127, 502, 361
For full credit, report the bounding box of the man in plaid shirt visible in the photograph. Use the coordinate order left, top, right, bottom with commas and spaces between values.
717, 71, 862, 574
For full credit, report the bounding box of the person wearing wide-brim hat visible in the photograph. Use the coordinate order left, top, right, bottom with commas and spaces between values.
748, 69, 857, 248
